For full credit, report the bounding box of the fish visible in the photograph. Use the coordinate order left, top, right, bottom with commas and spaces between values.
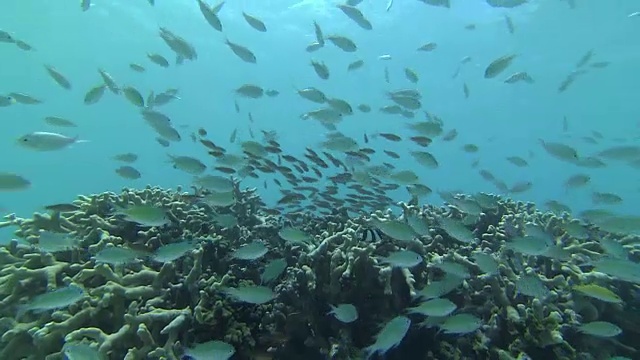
592, 192, 623, 205
142, 110, 182, 142
326, 35, 357, 52
472, 252, 499, 275
506, 156, 528, 167
312, 21, 324, 46
577, 321, 622, 338
0, 172, 31, 191
18, 284, 85, 316
147, 53, 170, 67
242, 12, 267, 32
236, 84, 264, 98
434, 261, 470, 279
576, 49, 594, 68
17, 132, 88, 151
416, 275, 464, 300
310, 60, 330, 79
203, 191, 235, 207
194, 175, 234, 192
168, 155, 206, 175
9, 92, 42, 104
438, 313, 482, 334
348, 60, 364, 71
197, 0, 223, 31
516, 274, 549, 298
417, 42, 437, 52
374, 220, 416, 242
44, 116, 77, 127
37, 231, 78, 252
113, 153, 138, 163
122, 86, 144, 107
306, 42, 322, 52
44, 65, 72, 89
115, 165, 141, 179
438, 217, 476, 244
98, 69, 120, 94
153, 241, 197, 262
486, 0, 527, 8
0, 95, 16, 107
0, 30, 14, 42
407, 298, 457, 317
593, 258, 640, 284
223, 285, 276, 304
260, 258, 287, 284
484, 54, 517, 78
506, 236, 550, 255
504, 71, 534, 84
232, 241, 268, 260
564, 174, 590, 190
129, 63, 145, 72
94, 247, 142, 265
335, 4, 372, 30
361, 228, 383, 242
278, 227, 313, 244
504, 14, 515, 33
84, 85, 107, 105
539, 139, 579, 162
328, 303, 358, 323
364, 316, 411, 358
295, 87, 326, 103
44, 203, 80, 212
404, 68, 419, 83
224, 38, 256, 63
573, 284, 622, 304
62, 342, 102, 360
184, 340, 235, 360
115, 205, 170, 227
378, 250, 423, 268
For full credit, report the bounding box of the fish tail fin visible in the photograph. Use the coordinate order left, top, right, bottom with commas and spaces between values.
72, 136, 90, 144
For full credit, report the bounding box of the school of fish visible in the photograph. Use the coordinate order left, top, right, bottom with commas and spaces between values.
1, 1, 640, 360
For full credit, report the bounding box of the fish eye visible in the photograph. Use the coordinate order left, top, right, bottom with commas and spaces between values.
21, 137, 28, 142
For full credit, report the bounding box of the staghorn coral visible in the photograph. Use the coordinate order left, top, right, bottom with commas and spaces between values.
0, 188, 638, 359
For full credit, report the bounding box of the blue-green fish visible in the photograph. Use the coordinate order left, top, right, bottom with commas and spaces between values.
183, 340, 235, 360
364, 315, 411, 358
260, 258, 287, 284
224, 285, 276, 304
232, 241, 268, 261
19, 284, 85, 316
328, 303, 358, 323
407, 298, 457, 317
94, 247, 141, 265
62, 342, 104, 360
578, 321, 622, 338
438, 313, 482, 334
378, 250, 423, 268
115, 205, 170, 227
153, 241, 197, 263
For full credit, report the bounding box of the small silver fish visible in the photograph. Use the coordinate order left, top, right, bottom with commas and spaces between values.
17, 132, 88, 151
328, 303, 358, 323
19, 284, 85, 316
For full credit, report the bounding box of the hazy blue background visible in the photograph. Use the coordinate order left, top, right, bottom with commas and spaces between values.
1, 0, 639, 236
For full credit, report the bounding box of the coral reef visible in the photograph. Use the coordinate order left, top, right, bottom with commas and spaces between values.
0, 186, 638, 359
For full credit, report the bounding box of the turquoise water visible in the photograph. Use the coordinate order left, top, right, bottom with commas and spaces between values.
1, 0, 639, 223
2, 2, 640, 358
